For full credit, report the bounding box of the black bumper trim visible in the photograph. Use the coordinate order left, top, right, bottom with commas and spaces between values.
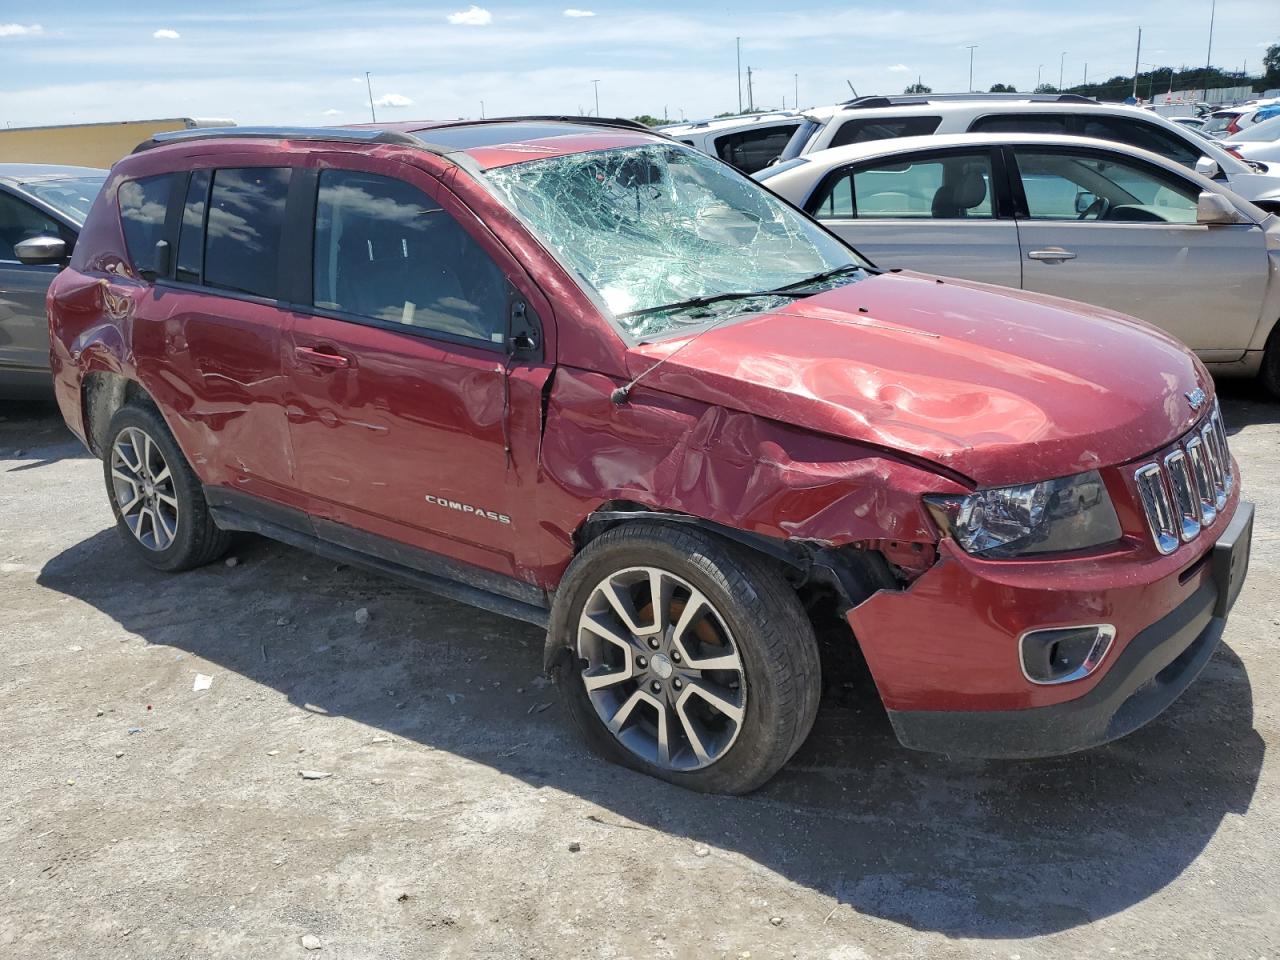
888, 501, 1253, 759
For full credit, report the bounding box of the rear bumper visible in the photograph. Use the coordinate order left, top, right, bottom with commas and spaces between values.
852, 499, 1253, 759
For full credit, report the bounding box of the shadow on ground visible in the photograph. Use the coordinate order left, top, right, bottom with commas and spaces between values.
0, 393, 90, 470
23, 390, 1271, 939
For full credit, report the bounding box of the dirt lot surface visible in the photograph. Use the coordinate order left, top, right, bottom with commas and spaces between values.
1, 385, 1277, 960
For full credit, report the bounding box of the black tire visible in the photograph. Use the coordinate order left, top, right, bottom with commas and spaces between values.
549, 521, 821, 794
1260, 322, 1280, 401
102, 403, 231, 572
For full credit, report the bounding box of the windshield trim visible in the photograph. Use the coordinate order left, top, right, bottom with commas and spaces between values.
473, 141, 874, 347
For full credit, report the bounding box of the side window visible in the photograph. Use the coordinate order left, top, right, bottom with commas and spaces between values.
828, 116, 941, 148
713, 125, 799, 174
809, 152, 995, 220
0, 191, 73, 259
1077, 116, 1200, 168
1014, 150, 1198, 223
175, 170, 210, 284
203, 167, 290, 298
117, 174, 175, 273
312, 170, 507, 346
968, 113, 1071, 135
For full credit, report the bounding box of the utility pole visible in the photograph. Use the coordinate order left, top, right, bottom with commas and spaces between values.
592, 79, 600, 117
966, 44, 978, 92
1036, 64, 1042, 90
1083, 62, 1088, 86
1204, 0, 1216, 100
365, 71, 377, 122
480, 99, 485, 119
1132, 27, 1142, 100
736, 37, 742, 113
794, 73, 799, 110
747, 65, 754, 112
1059, 51, 1066, 91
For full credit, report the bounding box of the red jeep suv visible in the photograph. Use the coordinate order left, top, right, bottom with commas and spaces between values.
48, 118, 1252, 793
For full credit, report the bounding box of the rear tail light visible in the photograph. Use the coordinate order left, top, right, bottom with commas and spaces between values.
1224, 145, 1245, 160
1226, 117, 1242, 135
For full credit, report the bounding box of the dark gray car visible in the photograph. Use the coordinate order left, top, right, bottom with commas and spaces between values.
0, 164, 107, 392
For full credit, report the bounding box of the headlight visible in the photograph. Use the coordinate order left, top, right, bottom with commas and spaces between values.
924, 470, 1122, 559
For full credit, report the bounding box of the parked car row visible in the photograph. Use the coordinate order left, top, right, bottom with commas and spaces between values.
757, 131, 1280, 396
24, 116, 1253, 793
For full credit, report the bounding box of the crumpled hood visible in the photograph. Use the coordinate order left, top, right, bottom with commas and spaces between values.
626, 271, 1210, 487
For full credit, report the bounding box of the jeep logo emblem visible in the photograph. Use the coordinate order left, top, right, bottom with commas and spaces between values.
1185, 387, 1206, 412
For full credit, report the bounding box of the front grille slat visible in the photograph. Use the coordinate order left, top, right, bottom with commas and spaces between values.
1134, 404, 1232, 554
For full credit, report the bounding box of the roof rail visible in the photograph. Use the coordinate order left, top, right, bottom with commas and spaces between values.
431, 114, 656, 132
839, 92, 1098, 108
132, 126, 427, 154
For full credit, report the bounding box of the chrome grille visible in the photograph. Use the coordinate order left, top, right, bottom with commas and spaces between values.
1134, 400, 1233, 555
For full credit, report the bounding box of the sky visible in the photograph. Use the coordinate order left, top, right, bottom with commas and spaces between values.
1, 1, 1276, 129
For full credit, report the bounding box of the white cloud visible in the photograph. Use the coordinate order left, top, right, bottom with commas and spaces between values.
322, 108, 344, 116
563, 8, 596, 16
373, 93, 413, 108
153, 29, 181, 40
888, 63, 910, 72
0, 23, 43, 37
447, 5, 492, 26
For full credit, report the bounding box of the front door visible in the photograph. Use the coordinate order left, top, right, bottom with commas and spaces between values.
283, 163, 551, 579
0, 190, 76, 377
1009, 145, 1268, 357
805, 147, 1022, 287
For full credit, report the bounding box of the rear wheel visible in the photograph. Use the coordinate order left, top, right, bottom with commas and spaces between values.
103, 403, 231, 571
550, 522, 821, 794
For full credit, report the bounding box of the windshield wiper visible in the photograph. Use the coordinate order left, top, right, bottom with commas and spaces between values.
617, 288, 808, 321
768, 263, 865, 293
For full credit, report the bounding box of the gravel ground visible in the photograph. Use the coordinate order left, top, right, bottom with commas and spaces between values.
0, 384, 1276, 960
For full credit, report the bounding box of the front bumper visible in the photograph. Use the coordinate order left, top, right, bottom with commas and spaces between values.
850, 499, 1253, 759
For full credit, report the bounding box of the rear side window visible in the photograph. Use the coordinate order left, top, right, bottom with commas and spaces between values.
312, 170, 507, 346
117, 174, 175, 273
713, 125, 799, 174
175, 170, 209, 284
809, 151, 995, 220
969, 113, 1072, 135
203, 167, 290, 299
828, 116, 941, 148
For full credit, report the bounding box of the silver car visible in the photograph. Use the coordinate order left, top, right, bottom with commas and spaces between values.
0, 163, 107, 392
758, 133, 1280, 397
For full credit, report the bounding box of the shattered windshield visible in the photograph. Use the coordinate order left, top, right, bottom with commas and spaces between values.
482, 144, 866, 339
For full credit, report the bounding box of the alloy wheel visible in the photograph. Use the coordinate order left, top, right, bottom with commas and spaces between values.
109, 426, 180, 552
577, 566, 747, 771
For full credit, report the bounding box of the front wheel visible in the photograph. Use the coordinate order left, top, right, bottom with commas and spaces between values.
102, 403, 231, 572
1260, 322, 1280, 401
550, 522, 821, 794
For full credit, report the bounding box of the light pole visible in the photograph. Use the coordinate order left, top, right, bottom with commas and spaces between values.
480, 99, 485, 119
966, 44, 978, 92
1036, 63, 1042, 90
736, 37, 742, 113
794, 72, 799, 110
1059, 51, 1066, 91
1204, 0, 1216, 100
592, 79, 600, 117
365, 71, 377, 122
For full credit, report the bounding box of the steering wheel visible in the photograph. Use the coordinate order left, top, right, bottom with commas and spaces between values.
1078, 196, 1110, 221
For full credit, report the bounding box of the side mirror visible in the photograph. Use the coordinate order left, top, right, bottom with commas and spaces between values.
1194, 156, 1220, 178
13, 235, 68, 265
1196, 191, 1242, 225
1074, 191, 1097, 214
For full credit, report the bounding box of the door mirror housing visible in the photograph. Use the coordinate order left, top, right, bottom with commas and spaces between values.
1074, 191, 1098, 215
1196, 191, 1243, 225
13, 235, 68, 265
1194, 156, 1220, 178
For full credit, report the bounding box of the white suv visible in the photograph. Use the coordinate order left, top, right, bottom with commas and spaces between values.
777, 94, 1280, 212
658, 111, 803, 174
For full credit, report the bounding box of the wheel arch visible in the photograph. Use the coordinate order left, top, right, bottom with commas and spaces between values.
81, 370, 156, 457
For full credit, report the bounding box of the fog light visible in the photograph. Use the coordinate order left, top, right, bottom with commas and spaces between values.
1020, 625, 1116, 685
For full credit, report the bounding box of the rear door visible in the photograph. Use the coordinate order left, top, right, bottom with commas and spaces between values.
0, 188, 76, 376
282, 159, 553, 582
804, 146, 1022, 287
712, 124, 801, 174
142, 166, 298, 500
1007, 144, 1268, 356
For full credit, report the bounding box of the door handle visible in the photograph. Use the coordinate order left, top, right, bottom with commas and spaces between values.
294, 345, 350, 369
1027, 248, 1077, 262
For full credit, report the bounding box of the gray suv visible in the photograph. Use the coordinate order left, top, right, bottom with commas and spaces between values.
0, 163, 106, 392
